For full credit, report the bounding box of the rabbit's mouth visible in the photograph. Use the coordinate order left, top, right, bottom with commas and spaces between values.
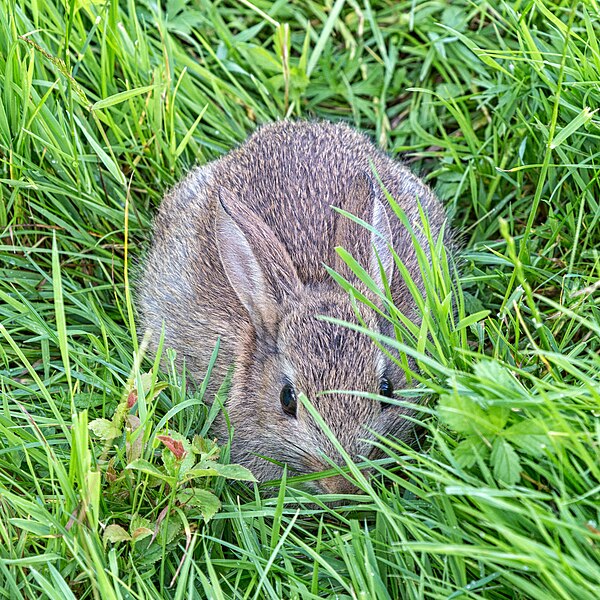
292, 454, 371, 496
314, 473, 364, 495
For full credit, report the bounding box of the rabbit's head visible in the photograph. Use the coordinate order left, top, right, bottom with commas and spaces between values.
214, 179, 418, 493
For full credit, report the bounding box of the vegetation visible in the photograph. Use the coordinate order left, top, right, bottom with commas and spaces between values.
1, 0, 599, 598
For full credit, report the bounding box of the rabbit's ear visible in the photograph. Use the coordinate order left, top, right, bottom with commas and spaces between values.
335, 173, 394, 289
369, 195, 394, 289
215, 188, 300, 334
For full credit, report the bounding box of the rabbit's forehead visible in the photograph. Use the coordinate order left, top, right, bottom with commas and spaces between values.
277, 309, 381, 390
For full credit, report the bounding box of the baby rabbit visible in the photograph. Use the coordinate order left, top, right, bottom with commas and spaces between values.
139, 120, 446, 493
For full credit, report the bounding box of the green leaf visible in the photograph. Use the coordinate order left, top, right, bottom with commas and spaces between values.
491, 438, 521, 485
207, 463, 257, 482
88, 418, 120, 441
455, 310, 491, 330
504, 420, 550, 457
473, 360, 521, 396
438, 392, 495, 436
439, 25, 515, 79
103, 524, 131, 545
9, 519, 53, 536
487, 406, 511, 431
177, 489, 222, 522
51, 233, 72, 395
139, 371, 169, 397
191, 435, 220, 459
92, 85, 157, 110
175, 104, 208, 159
126, 459, 176, 486
180, 467, 221, 481
306, 0, 346, 77
550, 106, 596, 149
74, 115, 125, 185
454, 437, 490, 469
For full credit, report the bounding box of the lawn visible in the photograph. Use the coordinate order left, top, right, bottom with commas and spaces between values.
1, 0, 600, 598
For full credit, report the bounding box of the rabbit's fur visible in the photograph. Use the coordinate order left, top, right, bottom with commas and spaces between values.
139, 120, 446, 491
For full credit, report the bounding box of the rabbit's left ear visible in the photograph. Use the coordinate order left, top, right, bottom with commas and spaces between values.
369, 195, 394, 289
215, 187, 302, 335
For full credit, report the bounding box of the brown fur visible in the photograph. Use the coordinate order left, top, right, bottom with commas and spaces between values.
138, 120, 447, 491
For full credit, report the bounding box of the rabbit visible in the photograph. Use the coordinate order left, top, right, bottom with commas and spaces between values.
138, 120, 447, 493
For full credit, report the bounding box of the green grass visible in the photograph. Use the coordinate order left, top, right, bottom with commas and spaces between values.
1, 0, 600, 598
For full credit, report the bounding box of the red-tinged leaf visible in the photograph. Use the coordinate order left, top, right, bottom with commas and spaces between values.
131, 526, 153, 542
127, 390, 137, 409
157, 435, 187, 459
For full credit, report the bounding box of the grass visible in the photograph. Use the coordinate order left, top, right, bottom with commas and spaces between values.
1, 0, 600, 598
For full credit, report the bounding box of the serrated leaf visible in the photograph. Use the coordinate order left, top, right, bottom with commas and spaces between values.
140, 371, 154, 393
160, 519, 182, 546
130, 514, 151, 531
73, 392, 110, 410
191, 435, 220, 459
140, 371, 169, 397
487, 405, 511, 431
88, 418, 120, 440
504, 420, 550, 457
473, 361, 521, 397
180, 467, 220, 482
131, 527, 153, 542
177, 489, 221, 522
454, 437, 490, 469
437, 392, 495, 436
181, 462, 256, 483
103, 524, 131, 545
491, 438, 521, 485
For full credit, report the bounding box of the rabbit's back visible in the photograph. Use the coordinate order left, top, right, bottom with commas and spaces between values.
213, 120, 442, 282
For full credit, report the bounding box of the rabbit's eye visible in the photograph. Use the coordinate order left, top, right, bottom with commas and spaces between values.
280, 383, 297, 417
379, 377, 394, 406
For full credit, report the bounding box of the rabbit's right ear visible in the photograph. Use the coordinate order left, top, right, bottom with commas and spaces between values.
215, 188, 301, 335
369, 196, 394, 289
334, 173, 394, 289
